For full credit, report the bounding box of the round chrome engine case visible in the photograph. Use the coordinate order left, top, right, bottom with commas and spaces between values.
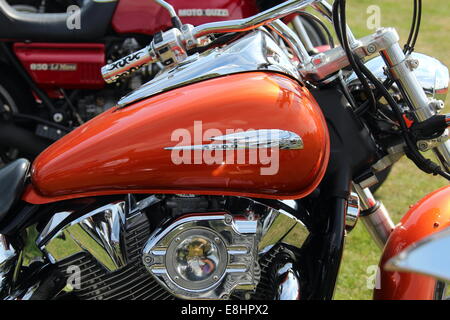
142, 213, 259, 299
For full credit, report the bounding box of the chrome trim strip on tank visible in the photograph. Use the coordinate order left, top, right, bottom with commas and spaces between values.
165, 129, 304, 151
117, 30, 300, 108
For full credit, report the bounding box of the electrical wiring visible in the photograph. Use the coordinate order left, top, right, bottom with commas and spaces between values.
335, 0, 450, 181
332, 0, 377, 115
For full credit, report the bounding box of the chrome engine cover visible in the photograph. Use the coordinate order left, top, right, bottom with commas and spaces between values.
21, 195, 308, 300
142, 213, 259, 299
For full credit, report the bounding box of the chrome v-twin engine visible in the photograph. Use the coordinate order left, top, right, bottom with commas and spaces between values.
7, 195, 309, 300
142, 212, 260, 299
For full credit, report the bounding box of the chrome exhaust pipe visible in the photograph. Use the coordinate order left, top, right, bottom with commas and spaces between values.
273, 255, 301, 300
0, 234, 18, 299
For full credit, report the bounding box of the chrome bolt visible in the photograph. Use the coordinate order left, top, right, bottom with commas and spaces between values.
417, 140, 430, 152
143, 256, 153, 265
429, 99, 445, 112
367, 44, 377, 54
224, 215, 232, 225
104, 210, 112, 219
406, 58, 419, 70
53, 113, 64, 123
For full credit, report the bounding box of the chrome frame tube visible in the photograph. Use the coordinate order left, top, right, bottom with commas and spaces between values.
274, 262, 301, 300
268, 19, 311, 65
311, 0, 357, 45
380, 43, 450, 172
292, 16, 315, 52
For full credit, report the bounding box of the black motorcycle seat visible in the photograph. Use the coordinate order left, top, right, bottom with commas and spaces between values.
0, 0, 118, 42
0, 158, 30, 223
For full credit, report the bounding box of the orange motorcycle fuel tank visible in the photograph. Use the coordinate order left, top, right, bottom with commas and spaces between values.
23, 31, 330, 204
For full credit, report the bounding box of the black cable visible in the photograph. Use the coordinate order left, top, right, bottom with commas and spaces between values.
404, 0, 422, 54
12, 113, 70, 132
404, 0, 417, 53
339, 72, 358, 109
293, 11, 335, 48
347, 0, 419, 116
356, 52, 449, 181
410, 0, 422, 53
334, 0, 377, 115
332, 1, 342, 44
336, 0, 449, 181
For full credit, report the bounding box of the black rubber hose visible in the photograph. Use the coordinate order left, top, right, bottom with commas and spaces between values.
0, 122, 50, 157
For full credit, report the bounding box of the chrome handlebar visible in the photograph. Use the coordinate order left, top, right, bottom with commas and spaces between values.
101, 0, 330, 83
191, 0, 318, 38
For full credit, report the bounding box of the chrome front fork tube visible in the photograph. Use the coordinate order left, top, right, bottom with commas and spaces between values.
353, 183, 395, 249
380, 42, 450, 173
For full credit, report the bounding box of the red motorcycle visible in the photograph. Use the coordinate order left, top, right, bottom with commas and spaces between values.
0, 0, 328, 163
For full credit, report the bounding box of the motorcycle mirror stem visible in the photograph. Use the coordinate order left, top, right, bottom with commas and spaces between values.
154, 0, 183, 29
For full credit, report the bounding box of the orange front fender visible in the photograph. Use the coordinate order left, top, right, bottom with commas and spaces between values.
374, 185, 450, 300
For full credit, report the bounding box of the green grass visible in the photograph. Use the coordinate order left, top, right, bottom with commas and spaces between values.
332, 0, 450, 300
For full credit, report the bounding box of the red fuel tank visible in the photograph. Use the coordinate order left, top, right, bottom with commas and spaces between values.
111, 0, 259, 36
13, 43, 106, 90
24, 72, 330, 204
